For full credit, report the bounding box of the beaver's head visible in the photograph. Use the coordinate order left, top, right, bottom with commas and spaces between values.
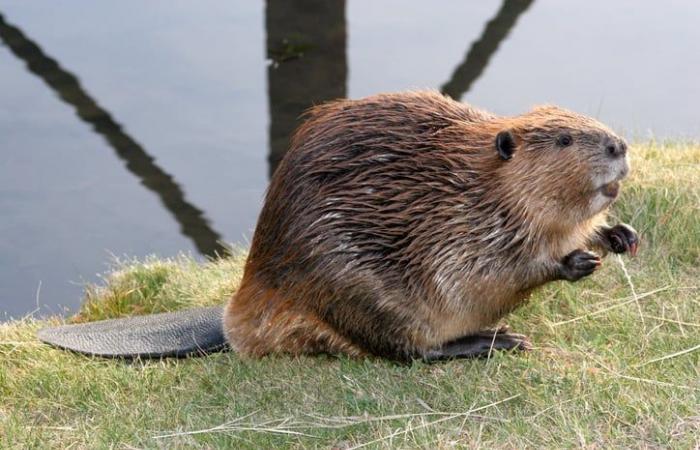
493, 106, 629, 226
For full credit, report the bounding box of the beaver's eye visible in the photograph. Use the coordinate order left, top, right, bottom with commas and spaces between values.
557, 134, 573, 147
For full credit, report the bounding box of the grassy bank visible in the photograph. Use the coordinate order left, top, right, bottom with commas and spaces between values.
1, 142, 699, 449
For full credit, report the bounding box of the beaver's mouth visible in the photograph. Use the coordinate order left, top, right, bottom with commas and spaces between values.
599, 180, 621, 198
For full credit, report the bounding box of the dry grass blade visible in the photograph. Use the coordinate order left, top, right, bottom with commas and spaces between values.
636, 343, 700, 368
153, 404, 518, 442
615, 254, 645, 327
586, 353, 699, 391
153, 410, 262, 439
642, 315, 700, 328
346, 394, 521, 449
551, 286, 670, 327
0, 341, 44, 346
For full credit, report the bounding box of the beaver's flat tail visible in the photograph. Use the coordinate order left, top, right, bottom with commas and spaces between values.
37, 306, 228, 359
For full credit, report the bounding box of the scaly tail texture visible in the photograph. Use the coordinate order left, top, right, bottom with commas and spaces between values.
37, 306, 228, 359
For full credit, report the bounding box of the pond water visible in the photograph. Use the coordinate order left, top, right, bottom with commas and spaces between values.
1, 0, 699, 320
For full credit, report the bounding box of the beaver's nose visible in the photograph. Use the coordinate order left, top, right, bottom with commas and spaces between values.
604, 138, 627, 158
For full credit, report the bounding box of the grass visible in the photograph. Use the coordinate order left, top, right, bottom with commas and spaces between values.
1, 142, 699, 449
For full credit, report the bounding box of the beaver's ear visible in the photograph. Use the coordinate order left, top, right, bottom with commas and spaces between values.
495, 130, 516, 160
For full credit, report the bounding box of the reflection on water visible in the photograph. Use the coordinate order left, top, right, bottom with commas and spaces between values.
441, 0, 532, 99
0, 1, 698, 319
0, 13, 229, 258
266, 0, 347, 176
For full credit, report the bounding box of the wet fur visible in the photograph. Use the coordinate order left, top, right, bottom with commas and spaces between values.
224, 91, 628, 361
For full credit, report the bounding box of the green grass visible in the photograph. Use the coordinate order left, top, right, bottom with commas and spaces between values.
1, 142, 699, 449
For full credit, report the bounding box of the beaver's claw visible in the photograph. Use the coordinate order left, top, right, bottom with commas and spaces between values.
606, 223, 639, 256
560, 249, 601, 281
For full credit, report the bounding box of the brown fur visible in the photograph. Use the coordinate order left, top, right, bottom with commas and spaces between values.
223, 90, 629, 361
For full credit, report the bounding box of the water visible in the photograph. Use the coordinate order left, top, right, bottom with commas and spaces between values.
1, 0, 698, 320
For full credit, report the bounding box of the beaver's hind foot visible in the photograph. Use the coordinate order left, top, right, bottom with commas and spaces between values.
423, 327, 531, 362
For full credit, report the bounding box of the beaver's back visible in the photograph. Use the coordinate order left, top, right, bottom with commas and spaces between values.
248, 91, 496, 299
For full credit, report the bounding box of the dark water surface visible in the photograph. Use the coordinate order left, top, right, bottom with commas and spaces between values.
1, 1, 698, 319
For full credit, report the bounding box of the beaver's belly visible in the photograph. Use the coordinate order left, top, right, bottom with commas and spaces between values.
422, 280, 534, 347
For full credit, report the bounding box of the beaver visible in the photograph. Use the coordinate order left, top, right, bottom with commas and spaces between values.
38, 91, 638, 361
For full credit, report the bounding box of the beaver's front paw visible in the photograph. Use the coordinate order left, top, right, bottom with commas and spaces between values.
559, 249, 601, 282
605, 223, 639, 256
